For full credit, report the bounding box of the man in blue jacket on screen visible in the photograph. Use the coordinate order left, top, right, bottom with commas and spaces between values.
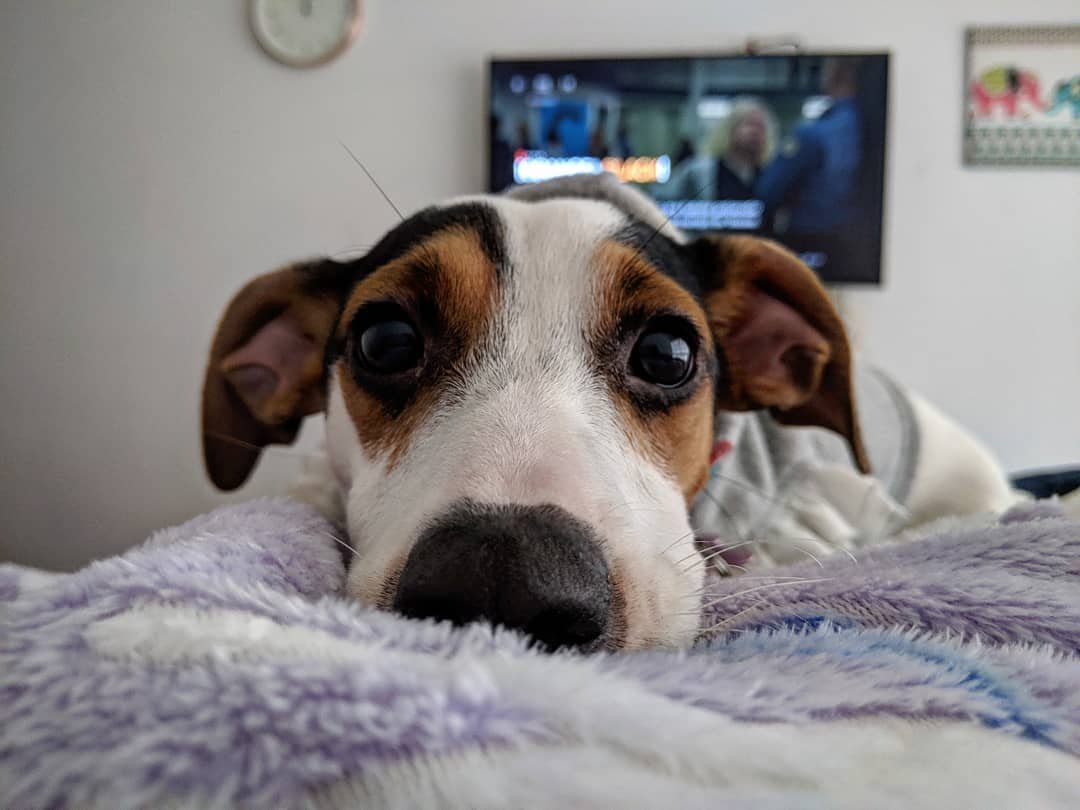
755, 57, 863, 235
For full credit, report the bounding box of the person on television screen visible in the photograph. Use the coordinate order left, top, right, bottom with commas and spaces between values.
616, 119, 634, 159
588, 107, 611, 158
655, 97, 776, 202
754, 57, 863, 235
490, 115, 515, 192
515, 120, 533, 152
543, 126, 564, 157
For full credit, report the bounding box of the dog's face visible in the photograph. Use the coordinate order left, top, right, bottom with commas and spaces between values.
203, 192, 865, 651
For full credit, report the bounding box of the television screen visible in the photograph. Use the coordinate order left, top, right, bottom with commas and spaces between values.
488, 53, 890, 284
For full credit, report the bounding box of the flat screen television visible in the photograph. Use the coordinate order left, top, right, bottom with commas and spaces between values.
488, 52, 890, 284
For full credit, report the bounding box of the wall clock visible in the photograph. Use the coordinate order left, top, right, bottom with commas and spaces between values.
249, 0, 363, 68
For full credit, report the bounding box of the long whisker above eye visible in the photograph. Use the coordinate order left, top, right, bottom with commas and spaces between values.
633, 176, 715, 256
339, 140, 405, 222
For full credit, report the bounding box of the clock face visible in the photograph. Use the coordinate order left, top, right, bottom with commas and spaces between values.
250, 0, 362, 68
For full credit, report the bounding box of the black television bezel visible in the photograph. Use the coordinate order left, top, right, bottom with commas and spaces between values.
485, 49, 891, 287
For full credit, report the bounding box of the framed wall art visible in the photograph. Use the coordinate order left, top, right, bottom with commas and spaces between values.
963, 24, 1080, 167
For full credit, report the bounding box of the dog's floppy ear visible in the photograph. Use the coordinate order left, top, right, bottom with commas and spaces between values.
696, 235, 870, 474
202, 259, 347, 490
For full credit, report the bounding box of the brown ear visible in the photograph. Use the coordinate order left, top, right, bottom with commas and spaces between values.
699, 235, 870, 474
202, 259, 346, 490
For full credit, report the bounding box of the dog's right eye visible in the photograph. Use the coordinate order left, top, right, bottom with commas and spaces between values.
357, 318, 422, 374
629, 323, 696, 389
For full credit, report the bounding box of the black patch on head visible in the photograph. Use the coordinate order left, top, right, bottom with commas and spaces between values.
613, 222, 706, 303
320, 202, 506, 394
294, 256, 358, 302
360, 203, 506, 280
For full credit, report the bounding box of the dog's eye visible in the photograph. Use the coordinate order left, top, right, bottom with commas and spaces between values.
630, 326, 695, 388
357, 319, 422, 373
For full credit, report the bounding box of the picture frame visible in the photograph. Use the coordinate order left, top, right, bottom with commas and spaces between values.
963, 25, 1080, 167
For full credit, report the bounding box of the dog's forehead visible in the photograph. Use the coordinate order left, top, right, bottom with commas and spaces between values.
435, 194, 702, 301
445, 194, 627, 264
463, 194, 625, 230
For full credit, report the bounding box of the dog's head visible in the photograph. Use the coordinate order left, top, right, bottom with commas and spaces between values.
202, 182, 865, 651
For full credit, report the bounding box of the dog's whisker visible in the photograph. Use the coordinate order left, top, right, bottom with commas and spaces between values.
710, 538, 759, 555
678, 545, 740, 575
659, 529, 697, 557
697, 601, 772, 637
837, 545, 859, 565
317, 529, 362, 559
338, 140, 405, 221
671, 543, 707, 569
701, 574, 819, 586
782, 540, 829, 568
766, 540, 826, 568
633, 176, 715, 256
693, 485, 763, 568
684, 538, 758, 566
680, 544, 727, 570
676, 574, 822, 614
699, 577, 831, 611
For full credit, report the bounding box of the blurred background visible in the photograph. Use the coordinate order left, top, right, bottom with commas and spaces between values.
2, 1, 1078, 570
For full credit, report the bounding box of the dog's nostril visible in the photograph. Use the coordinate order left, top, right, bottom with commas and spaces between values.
525, 608, 606, 652
393, 501, 611, 651
395, 595, 485, 628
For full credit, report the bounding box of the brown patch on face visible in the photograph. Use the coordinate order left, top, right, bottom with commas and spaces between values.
335, 226, 500, 467
590, 240, 715, 504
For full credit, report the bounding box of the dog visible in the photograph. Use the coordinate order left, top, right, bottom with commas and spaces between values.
201, 175, 1016, 651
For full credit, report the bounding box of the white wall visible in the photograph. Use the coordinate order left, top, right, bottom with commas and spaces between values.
2, 1, 1078, 570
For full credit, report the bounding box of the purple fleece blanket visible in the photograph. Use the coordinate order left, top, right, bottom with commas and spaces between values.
2, 499, 1079, 808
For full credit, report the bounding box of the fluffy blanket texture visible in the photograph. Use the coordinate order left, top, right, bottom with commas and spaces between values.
2, 499, 1080, 808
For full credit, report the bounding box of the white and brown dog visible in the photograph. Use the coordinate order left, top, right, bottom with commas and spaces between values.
202, 175, 1015, 651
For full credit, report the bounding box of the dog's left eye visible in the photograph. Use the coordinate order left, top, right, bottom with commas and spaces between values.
357, 319, 422, 373
630, 325, 696, 388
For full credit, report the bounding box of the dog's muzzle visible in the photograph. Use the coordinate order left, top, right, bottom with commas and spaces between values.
393, 501, 612, 651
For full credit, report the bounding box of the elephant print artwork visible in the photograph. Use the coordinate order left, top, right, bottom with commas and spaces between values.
963, 26, 1080, 167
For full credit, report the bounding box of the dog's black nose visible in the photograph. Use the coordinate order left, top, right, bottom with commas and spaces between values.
393, 502, 611, 651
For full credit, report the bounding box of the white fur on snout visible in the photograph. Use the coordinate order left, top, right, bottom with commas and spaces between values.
335, 197, 705, 648
438, 378, 603, 520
